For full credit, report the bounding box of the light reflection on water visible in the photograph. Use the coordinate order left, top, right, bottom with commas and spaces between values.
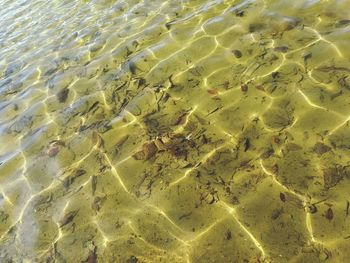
1, 0, 350, 262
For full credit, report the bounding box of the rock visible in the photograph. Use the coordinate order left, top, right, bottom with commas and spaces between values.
274, 46, 289, 53
279, 192, 286, 202
324, 207, 333, 221
232, 50, 242, 58
306, 204, 317, 214
59, 209, 79, 227
241, 84, 248, 92
260, 148, 274, 159
56, 88, 69, 103
133, 142, 158, 160
225, 230, 232, 240
46, 140, 65, 157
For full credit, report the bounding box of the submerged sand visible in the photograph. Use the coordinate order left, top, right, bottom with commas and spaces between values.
1, 0, 350, 262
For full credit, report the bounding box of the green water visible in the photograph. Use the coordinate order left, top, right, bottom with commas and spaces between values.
1, 0, 350, 262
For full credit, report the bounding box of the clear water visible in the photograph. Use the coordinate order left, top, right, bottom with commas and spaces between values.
1, 0, 350, 262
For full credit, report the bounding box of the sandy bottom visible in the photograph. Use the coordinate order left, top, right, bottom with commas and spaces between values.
1, 0, 350, 262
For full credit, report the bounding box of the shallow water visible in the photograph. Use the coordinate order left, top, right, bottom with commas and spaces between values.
1, 0, 350, 262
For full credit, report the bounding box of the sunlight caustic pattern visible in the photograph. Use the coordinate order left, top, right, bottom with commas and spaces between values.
1, 0, 350, 262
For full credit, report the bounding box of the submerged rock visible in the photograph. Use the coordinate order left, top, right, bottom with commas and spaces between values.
133, 141, 158, 160
56, 88, 69, 103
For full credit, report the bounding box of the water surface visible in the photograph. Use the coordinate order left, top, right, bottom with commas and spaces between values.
1, 0, 350, 262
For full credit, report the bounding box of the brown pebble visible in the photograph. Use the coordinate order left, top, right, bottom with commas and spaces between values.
172, 112, 188, 126
279, 192, 286, 202
232, 49, 242, 58
46, 140, 64, 157
303, 52, 312, 61
56, 88, 69, 103
241, 84, 248, 92
133, 142, 158, 160
47, 146, 60, 157
307, 204, 318, 214
272, 71, 279, 79
225, 230, 232, 240
260, 148, 274, 159
255, 85, 265, 92
274, 46, 289, 53
274, 137, 281, 144
143, 142, 158, 159
59, 210, 79, 227
325, 207, 333, 221
243, 138, 250, 152
207, 89, 219, 95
